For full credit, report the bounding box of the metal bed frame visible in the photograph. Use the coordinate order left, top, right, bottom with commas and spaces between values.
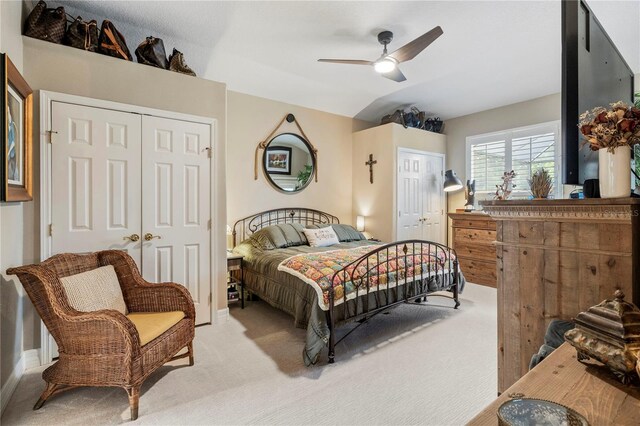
232, 208, 460, 364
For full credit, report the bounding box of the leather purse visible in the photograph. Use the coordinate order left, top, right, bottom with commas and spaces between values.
97, 20, 132, 61
168, 48, 196, 76
424, 117, 444, 133
24, 0, 66, 44
135, 37, 168, 69
63, 17, 99, 52
380, 110, 406, 128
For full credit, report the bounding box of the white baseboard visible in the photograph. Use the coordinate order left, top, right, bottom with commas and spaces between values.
0, 349, 40, 415
23, 349, 41, 370
216, 307, 229, 323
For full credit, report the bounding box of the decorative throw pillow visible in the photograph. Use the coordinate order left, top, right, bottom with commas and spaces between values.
331, 224, 366, 242
303, 227, 340, 247
59, 265, 128, 315
249, 224, 309, 249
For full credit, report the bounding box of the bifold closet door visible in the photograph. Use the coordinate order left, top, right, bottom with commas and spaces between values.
51, 102, 143, 264
141, 116, 211, 324
421, 153, 445, 244
396, 150, 445, 244
397, 150, 424, 241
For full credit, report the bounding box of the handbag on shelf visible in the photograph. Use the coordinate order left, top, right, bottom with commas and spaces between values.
24, 0, 66, 44
168, 48, 197, 76
63, 17, 99, 52
424, 117, 444, 133
97, 20, 132, 61
380, 109, 406, 128
135, 36, 169, 69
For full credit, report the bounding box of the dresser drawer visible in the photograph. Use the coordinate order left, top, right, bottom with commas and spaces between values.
458, 257, 497, 287
453, 242, 496, 262
453, 228, 496, 245
452, 218, 496, 231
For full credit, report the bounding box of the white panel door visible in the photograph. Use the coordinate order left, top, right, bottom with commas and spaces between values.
396, 149, 445, 244
422, 154, 445, 244
51, 102, 142, 263
397, 150, 424, 241
141, 116, 211, 324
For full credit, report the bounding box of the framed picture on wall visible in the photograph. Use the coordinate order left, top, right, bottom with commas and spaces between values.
1, 53, 33, 202
265, 146, 292, 175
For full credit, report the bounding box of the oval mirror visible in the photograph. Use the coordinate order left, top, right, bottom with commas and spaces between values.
263, 133, 315, 193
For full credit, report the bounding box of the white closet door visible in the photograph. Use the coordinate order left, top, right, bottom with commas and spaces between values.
421, 153, 445, 245
397, 150, 424, 240
51, 102, 142, 264
141, 116, 211, 324
397, 149, 445, 244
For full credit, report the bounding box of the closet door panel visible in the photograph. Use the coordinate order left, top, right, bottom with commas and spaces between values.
141, 116, 211, 324
51, 102, 142, 265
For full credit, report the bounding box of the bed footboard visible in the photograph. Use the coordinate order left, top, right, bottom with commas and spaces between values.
326, 240, 460, 363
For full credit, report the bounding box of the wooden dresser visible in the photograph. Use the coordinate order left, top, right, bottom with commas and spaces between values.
448, 212, 497, 287
481, 198, 640, 393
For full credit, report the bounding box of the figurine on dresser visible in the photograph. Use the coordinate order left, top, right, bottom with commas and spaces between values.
564, 290, 640, 385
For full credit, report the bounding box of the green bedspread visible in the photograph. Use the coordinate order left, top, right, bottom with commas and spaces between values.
233, 240, 464, 366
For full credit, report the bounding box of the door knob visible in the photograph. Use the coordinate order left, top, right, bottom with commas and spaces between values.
123, 234, 140, 242
144, 233, 162, 241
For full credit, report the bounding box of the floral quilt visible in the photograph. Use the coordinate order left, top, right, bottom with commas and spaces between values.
277, 244, 455, 310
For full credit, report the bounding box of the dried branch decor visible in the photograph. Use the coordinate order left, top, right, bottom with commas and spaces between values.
529, 168, 553, 199
494, 170, 516, 201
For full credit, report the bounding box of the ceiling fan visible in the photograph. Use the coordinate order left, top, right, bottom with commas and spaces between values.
318, 26, 443, 82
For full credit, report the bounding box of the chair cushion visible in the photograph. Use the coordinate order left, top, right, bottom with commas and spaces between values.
60, 265, 128, 315
127, 311, 185, 346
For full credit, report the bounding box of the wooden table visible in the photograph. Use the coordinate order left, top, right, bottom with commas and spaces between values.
468, 343, 640, 425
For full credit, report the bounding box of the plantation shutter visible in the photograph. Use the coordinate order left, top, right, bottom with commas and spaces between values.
470, 140, 506, 192
466, 121, 561, 201
511, 132, 556, 192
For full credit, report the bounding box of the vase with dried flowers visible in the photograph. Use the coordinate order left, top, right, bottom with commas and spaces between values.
494, 170, 516, 200
529, 168, 553, 199
579, 101, 640, 198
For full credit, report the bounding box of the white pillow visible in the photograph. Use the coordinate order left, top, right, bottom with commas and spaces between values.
60, 265, 128, 315
303, 227, 340, 247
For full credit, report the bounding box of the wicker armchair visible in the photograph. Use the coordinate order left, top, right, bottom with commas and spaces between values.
7, 250, 195, 421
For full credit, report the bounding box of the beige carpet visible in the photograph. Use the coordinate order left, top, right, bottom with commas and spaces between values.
1, 283, 497, 425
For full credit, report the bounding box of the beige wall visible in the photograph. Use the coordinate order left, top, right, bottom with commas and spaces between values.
226, 91, 365, 227
1, 0, 31, 390
353, 123, 446, 242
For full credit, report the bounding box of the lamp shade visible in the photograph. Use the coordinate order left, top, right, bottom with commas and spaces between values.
443, 169, 463, 192
356, 215, 365, 232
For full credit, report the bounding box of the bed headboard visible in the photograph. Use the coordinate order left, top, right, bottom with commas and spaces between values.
232, 208, 340, 246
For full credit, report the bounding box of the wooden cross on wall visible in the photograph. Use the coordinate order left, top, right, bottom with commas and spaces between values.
365, 154, 377, 184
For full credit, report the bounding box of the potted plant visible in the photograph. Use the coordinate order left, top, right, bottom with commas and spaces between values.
529, 168, 553, 199
579, 102, 640, 198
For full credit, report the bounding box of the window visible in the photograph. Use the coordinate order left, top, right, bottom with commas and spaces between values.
466, 121, 561, 201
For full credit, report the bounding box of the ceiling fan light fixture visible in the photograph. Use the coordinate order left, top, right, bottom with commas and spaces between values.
374, 58, 396, 74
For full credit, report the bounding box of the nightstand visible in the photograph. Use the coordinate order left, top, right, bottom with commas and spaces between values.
227, 253, 245, 309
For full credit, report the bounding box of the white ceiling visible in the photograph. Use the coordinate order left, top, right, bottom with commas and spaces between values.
51, 0, 640, 122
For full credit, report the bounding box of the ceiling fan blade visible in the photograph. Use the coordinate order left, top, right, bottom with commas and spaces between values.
317, 59, 373, 65
388, 26, 443, 63
382, 67, 406, 82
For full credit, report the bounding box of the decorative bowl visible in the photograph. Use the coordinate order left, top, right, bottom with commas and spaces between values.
497, 398, 589, 426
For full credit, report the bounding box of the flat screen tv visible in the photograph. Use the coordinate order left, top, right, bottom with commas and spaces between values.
561, 0, 635, 185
